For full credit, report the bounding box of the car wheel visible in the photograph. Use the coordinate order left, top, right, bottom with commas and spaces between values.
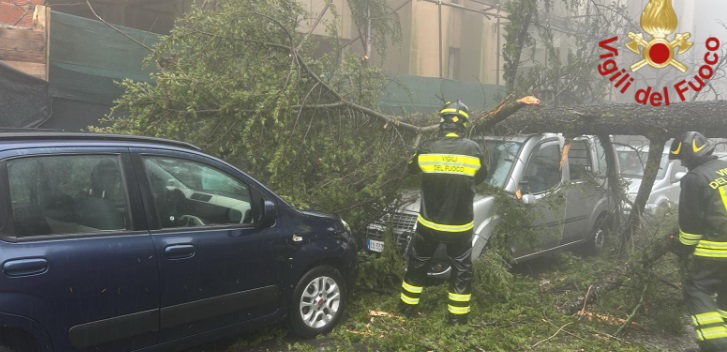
288, 265, 346, 339
657, 202, 673, 216
582, 215, 607, 256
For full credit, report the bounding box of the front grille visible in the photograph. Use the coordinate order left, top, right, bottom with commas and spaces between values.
389, 212, 417, 232
366, 212, 417, 251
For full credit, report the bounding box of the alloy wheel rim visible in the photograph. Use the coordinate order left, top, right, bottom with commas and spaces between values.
594, 228, 605, 249
299, 276, 341, 329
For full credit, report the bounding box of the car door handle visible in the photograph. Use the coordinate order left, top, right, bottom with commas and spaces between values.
164, 244, 196, 259
3, 258, 48, 277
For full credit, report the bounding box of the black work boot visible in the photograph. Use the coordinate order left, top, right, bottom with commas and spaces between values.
448, 314, 468, 325
398, 302, 418, 318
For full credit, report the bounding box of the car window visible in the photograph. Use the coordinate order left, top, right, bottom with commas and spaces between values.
480, 140, 522, 188
592, 137, 608, 177
8, 155, 128, 238
142, 156, 253, 229
522, 142, 561, 194
568, 140, 591, 181
618, 149, 645, 178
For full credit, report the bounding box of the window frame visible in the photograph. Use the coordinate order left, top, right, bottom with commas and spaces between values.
522, 141, 563, 195
591, 136, 609, 177
567, 139, 594, 182
132, 150, 265, 232
0, 151, 145, 242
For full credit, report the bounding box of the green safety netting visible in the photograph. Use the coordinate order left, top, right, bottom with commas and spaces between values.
379, 75, 505, 114
48, 11, 158, 106
47, 10, 504, 119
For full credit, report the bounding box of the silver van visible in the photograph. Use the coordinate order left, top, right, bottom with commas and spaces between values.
615, 144, 686, 215
366, 133, 616, 269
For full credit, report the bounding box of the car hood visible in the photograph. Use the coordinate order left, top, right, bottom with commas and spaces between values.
300, 209, 337, 220
625, 176, 666, 198
394, 190, 421, 213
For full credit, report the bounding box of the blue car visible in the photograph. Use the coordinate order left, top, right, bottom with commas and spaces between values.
0, 132, 357, 352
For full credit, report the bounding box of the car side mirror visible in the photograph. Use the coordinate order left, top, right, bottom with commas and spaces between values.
258, 199, 277, 228
673, 171, 686, 183
520, 193, 536, 205
518, 179, 530, 194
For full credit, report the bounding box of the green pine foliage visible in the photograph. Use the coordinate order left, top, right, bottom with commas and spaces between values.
215, 246, 689, 351
94, 0, 414, 236
95, 1, 695, 349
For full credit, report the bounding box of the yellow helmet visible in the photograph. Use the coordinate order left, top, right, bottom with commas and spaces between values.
439, 100, 469, 127
669, 131, 714, 162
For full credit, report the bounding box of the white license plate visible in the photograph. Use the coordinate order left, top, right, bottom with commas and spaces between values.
367, 239, 384, 253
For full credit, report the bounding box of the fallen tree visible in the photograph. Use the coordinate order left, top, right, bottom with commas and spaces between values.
101, 0, 710, 326
489, 100, 727, 138
475, 100, 727, 246
479, 100, 727, 318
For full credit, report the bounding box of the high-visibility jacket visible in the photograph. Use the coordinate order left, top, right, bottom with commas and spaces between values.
408, 132, 487, 235
678, 157, 727, 258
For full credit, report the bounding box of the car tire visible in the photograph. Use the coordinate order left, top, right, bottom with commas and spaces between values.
288, 265, 346, 339
582, 214, 607, 256
657, 202, 673, 216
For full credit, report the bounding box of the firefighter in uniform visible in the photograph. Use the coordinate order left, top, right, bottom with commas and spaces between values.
399, 100, 487, 325
669, 131, 727, 351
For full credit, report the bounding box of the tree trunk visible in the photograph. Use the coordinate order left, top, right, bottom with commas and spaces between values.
503, 0, 537, 92
492, 101, 727, 138
620, 137, 667, 250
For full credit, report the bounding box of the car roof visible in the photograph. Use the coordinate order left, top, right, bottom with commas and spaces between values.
473, 133, 559, 143
0, 131, 202, 151
613, 143, 672, 154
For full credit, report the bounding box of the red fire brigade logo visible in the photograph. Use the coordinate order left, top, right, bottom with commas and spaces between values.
596, 0, 721, 106
625, 0, 692, 72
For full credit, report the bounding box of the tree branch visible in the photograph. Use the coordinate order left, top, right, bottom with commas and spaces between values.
85, 0, 153, 51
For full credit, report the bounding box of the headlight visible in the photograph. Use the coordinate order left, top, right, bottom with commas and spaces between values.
340, 219, 351, 233
339, 219, 355, 245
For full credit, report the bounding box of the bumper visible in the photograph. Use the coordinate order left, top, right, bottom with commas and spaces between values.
622, 201, 658, 216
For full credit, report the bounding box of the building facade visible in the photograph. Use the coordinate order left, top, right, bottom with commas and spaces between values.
298, 0, 506, 85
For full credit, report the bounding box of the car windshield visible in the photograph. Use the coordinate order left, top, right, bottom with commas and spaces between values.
617, 150, 669, 179
618, 150, 644, 178
480, 140, 523, 188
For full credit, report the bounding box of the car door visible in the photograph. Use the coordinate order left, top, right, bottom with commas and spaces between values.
515, 140, 567, 258
130, 149, 288, 343
563, 137, 604, 243
0, 148, 159, 352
